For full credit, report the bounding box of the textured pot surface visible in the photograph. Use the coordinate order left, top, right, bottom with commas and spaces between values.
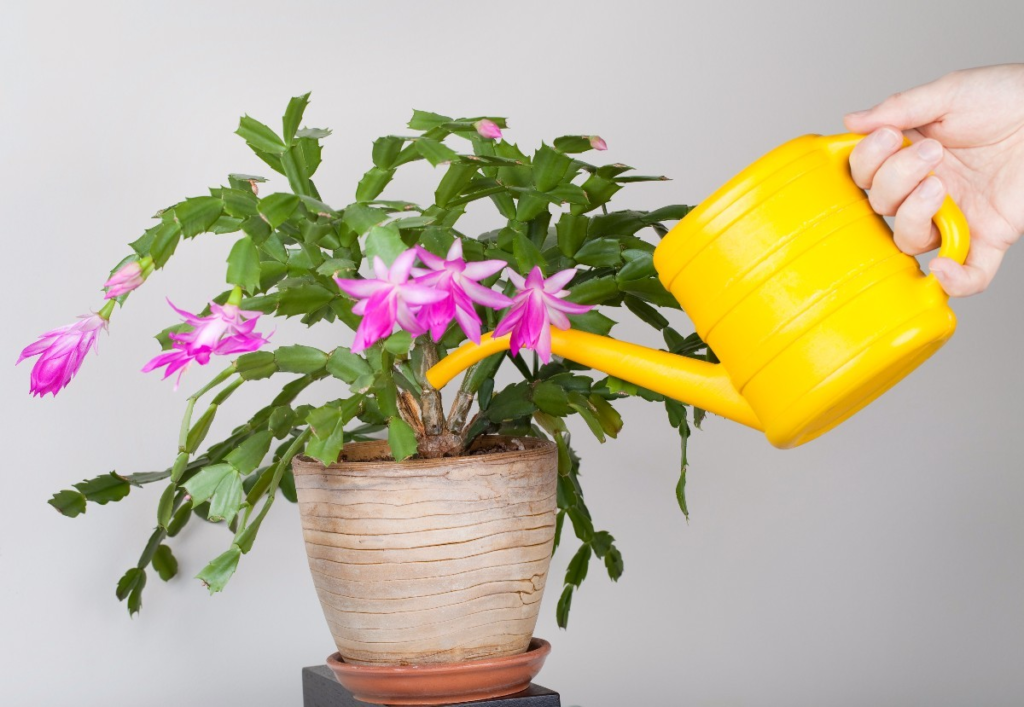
293, 436, 558, 666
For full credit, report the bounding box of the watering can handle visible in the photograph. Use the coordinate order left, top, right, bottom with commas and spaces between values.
929, 186, 971, 266
823, 133, 971, 269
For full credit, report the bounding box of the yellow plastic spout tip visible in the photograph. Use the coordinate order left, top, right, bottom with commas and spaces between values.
426, 333, 510, 390
426, 329, 762, 432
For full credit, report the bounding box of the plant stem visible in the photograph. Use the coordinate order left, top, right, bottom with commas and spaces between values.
398, 391, 425, 436
237, 428, 311, 541
169, 451, 190, 484
98, 299, 116, 320
268, 429, 311, 493
193, 365, 238, 399
445, 362, 480, 434
178, 365, 237, 451
446, 352, 504, 439
446, 389, 475, 436
415, 338, 445, 436
211, 377, 244, 405
508, 351, 533, 380
460, 411, 485, 444
178, 399, 196, 452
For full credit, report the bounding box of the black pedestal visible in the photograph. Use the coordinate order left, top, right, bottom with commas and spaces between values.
302, 665, 561, 707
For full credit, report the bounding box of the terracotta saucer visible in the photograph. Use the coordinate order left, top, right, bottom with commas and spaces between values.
325, 638, 551, 705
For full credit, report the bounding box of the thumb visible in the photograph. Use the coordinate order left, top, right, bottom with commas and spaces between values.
929, 247, 1004, 297
845, 76, 952, 133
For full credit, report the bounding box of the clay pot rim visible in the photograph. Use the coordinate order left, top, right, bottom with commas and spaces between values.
326, 637, 551, 675
293, 435, 556, 471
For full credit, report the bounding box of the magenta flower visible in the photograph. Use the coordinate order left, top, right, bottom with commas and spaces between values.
474, 119, 503, 140
18, 309, 110, 397
589, 135, 608, 151
104, 262, 144, 299
143, 299, 269, 385
334, 250, 447, 353
412, 241, 512, 344
141, 347, 195, 387
492, 267, 593, 363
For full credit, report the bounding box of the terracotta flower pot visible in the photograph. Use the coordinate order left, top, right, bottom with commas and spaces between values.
292, 435, 558, 666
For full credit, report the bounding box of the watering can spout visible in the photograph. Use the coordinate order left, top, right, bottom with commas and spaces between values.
426, 329, 763, 431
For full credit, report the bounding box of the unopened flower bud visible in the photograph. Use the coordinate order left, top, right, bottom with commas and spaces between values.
104, 261, 146, 299
473, 119, 503, 140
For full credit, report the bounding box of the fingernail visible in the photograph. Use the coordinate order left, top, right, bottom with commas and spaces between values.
874, 127, 900, 149
847, 109, 870, 118
930, 263, 949, 281
916, 139, 942, 162
919, 176, 943, 199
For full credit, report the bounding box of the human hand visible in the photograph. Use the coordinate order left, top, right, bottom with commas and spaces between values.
845, 64, 1024, 296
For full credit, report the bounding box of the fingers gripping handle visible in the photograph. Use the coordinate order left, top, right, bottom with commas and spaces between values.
823, 132, 971, 269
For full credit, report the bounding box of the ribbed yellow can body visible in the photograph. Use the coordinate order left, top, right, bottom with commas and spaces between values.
656, 134, 962, 448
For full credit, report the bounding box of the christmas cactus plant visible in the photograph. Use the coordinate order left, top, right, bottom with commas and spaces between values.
22, 95, 704, 627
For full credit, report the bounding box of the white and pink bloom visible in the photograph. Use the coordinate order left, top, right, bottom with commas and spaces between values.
334, 250, 447, 353
104, 261, 146, 299
143, 297, 270, 385
338, 249, 593, 361
492, 267, 592, 363
473, 119, 503, 140
18, 307, 111, 397
588, 135, 608, 151
412, 241, 511, 344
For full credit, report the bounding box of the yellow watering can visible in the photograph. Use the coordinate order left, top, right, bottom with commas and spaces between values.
427, 133, 970, 448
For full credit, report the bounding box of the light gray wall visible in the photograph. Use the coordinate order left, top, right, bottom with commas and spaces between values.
2, 2, 1022, 705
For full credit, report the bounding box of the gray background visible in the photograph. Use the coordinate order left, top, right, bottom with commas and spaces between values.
1, 2, 1021, 705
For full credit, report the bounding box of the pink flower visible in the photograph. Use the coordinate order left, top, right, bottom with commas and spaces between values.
335, 250, 447, 353
412, 241, 512, 344
141, 347, 195, 387
493, 267, 593, 363
143, 299, 269, 385
589, 135, 607, 151
18, 311, 109, 396
474, 119, 503, 140
104, 262, 144, 299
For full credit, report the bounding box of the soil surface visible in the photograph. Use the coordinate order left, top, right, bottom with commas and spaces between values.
338, 437, 527, 463
467, 439, 527, 456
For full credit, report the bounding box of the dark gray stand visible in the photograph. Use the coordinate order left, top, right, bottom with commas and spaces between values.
302, 665, 561, 707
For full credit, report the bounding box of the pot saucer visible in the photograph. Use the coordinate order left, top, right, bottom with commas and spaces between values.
325, 638, 551, 705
